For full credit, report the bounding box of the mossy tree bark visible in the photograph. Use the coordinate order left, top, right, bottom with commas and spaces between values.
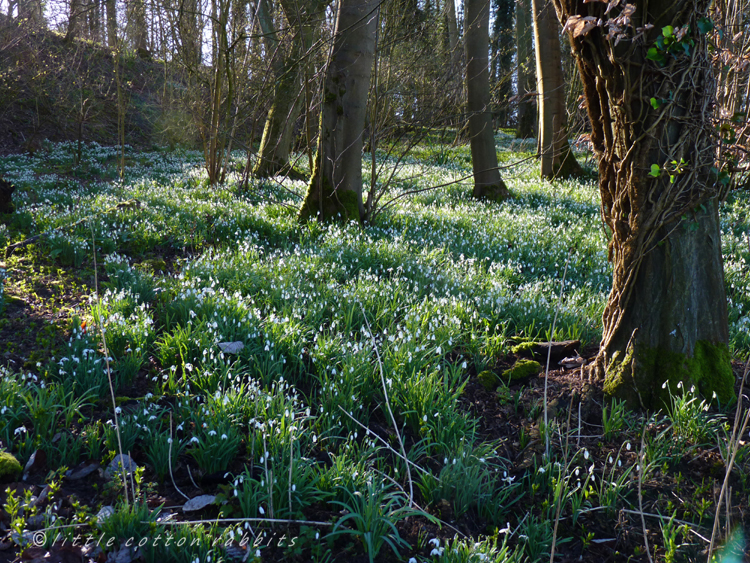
299, 0, 378, 223
553, 0, 734, 408
515, 0, 536, 139
253, 1, 328, 178
531, 0, 582, 179
464, 0, 510, 201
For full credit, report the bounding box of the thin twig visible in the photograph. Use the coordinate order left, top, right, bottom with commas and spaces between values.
639, 424, 654, 563
337, 406, 429, 476
544, 247, 573, 459
168, 413, 189, 501
358, 302, 414, 507
90, 221, 129, 506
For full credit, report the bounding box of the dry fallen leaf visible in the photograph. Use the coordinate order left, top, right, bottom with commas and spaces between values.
563, 15, 600, 38
183, 494, 216, 512
218, 341, 244, 354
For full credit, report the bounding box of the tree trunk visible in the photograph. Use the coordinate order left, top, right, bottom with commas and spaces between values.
89, 0, 100, 42
491, 0, 515, 129
445, 0, 460, 73
553, 0, 734, 408
66, 0, 83, 40
464, 0, 509, 200
105, 0, 117, 47
128, 0, 149, 56
515, 0, 535, 138
179, 0, 201, 68
298, 0, 378, 223
444, 0, 462, 120
18, 0, 43, 24
253, 1, 326, 178
531, 0, 581, 178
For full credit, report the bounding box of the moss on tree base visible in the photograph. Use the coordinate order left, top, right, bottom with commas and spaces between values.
603, 340, 735, 410
298, 154, 362, 224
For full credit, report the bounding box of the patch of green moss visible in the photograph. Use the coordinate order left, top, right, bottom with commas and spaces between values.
0, 451, 22, 482
476, 370, 498, 390
604, 340, 735, 410
502, 359, 542, 381
511, 341, 539, 356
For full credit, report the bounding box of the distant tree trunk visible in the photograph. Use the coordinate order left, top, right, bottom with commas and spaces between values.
553, 0, 734, 408
464, 0, 510, 200
515, 0, 535, 138
253, 1, 327, 178
444, 0, 462, 117
106, 0, 117, 47
179, 0, 201, 68
66, 0, 83, 40
232, 0, 247, 71
446, 0, 460, 72
129, 0, 149, 56
299, 0, 378, 222
491, 0, 514, 128
89, 0, 101, 42
18, 0, 43, 24
531, 0, 581, 178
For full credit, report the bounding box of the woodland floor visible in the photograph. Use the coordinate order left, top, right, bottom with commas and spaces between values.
1, 142, 750, 563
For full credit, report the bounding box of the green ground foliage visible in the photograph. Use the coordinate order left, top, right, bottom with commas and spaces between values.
1, 135, 749, 562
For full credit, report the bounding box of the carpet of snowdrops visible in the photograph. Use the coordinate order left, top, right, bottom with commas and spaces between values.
0, 134, 749, 562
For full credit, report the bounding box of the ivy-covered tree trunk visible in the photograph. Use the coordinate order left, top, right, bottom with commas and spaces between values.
553, 0, 734, 408
298, 0, 378, 222
464, 0, 510, 200
532, 0, 581, 179
253, 1, 327, 178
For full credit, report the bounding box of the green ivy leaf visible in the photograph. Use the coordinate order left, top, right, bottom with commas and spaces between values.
650, 97, 662, 110
649, 164, 661, 178
662, 25, 674, 38
646, 47, 665, 64
697, 17, 714, 34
